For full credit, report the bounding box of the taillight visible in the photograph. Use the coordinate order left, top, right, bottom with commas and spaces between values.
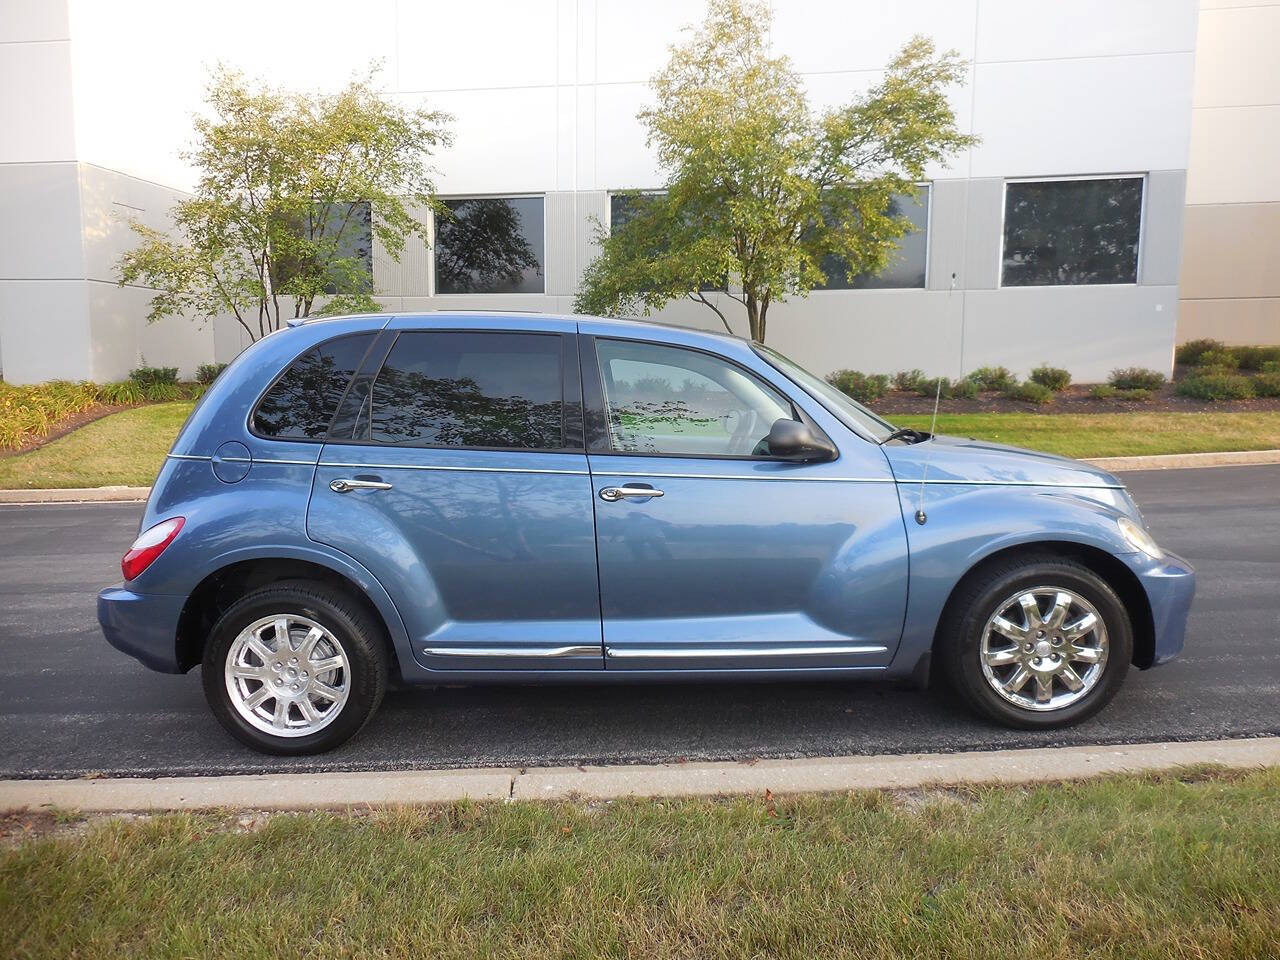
121, 517, 185, 581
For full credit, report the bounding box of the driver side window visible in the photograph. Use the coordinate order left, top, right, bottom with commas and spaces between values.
595, 339, 794, 457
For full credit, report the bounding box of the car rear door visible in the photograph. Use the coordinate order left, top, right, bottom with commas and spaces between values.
579, 327, 909, 672
306, 317, 603, 672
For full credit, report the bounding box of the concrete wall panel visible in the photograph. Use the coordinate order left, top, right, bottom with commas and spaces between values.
1139, 170, 1187, 287
0, 280, 91, 383
0, 162, 84, 279
0, 40, 76, 163
1181, 202, 1280, 301
1192, 4, 1280, 108
1185, 105, 1280, 205
1177, 298, 1280, 346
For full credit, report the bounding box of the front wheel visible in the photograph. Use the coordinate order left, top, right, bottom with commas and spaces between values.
202, 580, 388, 755
938, 556, 1134, 729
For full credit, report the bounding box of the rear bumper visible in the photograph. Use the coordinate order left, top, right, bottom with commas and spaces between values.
1129, 551, 1196, 666
97, 585, 187, 674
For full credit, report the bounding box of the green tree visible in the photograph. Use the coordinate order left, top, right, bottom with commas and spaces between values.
574, 0, 975, 342
119, 65, 451, 341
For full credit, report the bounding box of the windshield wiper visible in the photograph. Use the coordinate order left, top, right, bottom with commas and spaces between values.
880, 427, 931, 445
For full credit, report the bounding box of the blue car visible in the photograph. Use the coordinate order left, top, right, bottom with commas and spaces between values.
99, 313, 1195, 754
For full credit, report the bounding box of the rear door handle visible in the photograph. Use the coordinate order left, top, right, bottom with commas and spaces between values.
599, 484, 664, 502
330, 478, 393, 493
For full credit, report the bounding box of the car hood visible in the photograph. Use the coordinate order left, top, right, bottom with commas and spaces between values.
881, 433, 1125, 490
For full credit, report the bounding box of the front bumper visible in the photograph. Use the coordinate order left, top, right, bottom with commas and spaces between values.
1127, 550, 1196, 666
97, 585, 187, 674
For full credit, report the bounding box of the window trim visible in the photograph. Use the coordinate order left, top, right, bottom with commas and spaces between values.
579, 334, 836, 463
322, 328, 584, 454
246, 331, 381, 444
431, 194, 548, 296
997, 173, 1147, 290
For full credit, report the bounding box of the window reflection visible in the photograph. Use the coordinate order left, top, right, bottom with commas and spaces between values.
597, 340, 792, 457
817, 186, 929, 290
252, 333, 374, 439
370, 331, 563, 449
1002, 177, 1142, 286
434, 197, 545, 294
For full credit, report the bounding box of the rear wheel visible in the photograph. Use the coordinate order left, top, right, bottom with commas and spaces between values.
938, 556, 1133, 729
202, 580, 388, 755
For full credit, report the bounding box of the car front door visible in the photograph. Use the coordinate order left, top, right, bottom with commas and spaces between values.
307, 319, 603, 672
581, 331, 908, 672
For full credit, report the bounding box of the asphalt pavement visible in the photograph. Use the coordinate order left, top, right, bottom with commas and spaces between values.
1, 464, 1277, 779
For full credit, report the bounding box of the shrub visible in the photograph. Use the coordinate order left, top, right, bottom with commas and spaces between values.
143, 382, 185, 402
1090, 384, 1116, 400
1029, 364, 1071, 392
1262, 360, 1280, 374
99, 381, 145, 405
965, 366, 1015, 392
1175, 338, 1224, 365
1002, 381, 1054, 405
1175, 373, 1255, 402
825, 369, 889, 403
128, 365, 179, 387
950, 378, 980, 400
196, 362, 228, 384
1251, 372, 1280, 397
892, 368, 926, 392
1109, 367, 1166, 391
916, 376, 950, 399
0, 379, 101, 451
1195, 348, 1239, 371
1234, 345, 1280, 370
1093, 384, 1153, 401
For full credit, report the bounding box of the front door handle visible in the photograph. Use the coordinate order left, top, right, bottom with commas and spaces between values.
599, 484, 664, 502
330, 478, 393, 493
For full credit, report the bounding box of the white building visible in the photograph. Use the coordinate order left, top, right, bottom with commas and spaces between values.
1, 0, 1274, 385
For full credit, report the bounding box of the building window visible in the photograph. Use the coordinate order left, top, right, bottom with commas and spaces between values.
434, 197, 545, 294
368, 331, 564, 449
817, 186, 929, 290
1002, 177, 1143, 286
270, 201, 373, 296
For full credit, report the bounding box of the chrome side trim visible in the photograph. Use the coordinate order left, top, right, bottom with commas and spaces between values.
230, 457, 316, 465
595, 470, 893, 483
324, 461, 588, 476
605, 643, 888, 659
423, 644, 602, 658
167, 454, 212, 462
901, 478, 1125, 490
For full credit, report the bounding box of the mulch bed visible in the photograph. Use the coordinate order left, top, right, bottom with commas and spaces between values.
0, 403, 133, 458
872, 384, 1280, 416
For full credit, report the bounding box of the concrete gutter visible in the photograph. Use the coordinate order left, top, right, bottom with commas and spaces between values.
3, 450, 1279, 504
2, 737, 1275, 813
0, 485, 150, 504
1084, 449, 1280, 472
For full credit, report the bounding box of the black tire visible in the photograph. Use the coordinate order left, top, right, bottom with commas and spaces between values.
937, 554, 1133, 729
202, 580, 388, 755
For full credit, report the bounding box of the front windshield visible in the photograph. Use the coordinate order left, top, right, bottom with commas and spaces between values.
753, 344, 896, 442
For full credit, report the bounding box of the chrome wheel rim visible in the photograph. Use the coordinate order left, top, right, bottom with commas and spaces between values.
979, 586, 1108, 712
224, 614, 350, 737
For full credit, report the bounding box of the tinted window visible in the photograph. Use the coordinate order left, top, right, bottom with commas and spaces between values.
596, 340, 793, 457
1002, 178, 1143, 286
817, 186, 929, 290
434, 197, 545, 294
369, 332, 563, 449
252, 333, 374, 439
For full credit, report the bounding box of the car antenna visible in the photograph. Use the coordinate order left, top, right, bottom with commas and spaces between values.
914, 271, 957, 525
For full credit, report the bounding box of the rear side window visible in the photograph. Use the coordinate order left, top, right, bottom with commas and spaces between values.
252, 333, 374, 439
369, 331, 563, 449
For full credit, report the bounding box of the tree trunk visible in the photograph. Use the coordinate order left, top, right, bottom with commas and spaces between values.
745, 294, 763, 343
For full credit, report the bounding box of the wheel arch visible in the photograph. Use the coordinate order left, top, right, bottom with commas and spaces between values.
931, 540, 1156, 670
176, 555, 406, 675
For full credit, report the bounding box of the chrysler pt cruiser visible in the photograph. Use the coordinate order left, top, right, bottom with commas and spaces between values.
98, 313, 1194, 754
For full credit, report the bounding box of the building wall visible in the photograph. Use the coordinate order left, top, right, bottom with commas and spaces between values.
1178, 0, 1280, 345
4, 0, 1201, 383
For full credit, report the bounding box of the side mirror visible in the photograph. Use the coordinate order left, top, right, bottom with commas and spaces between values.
766, 418, 836, 462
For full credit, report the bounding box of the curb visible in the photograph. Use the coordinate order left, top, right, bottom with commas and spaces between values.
3, 737, 1276, 813
0, 485, 151, 504
1083, 449, 1280, 472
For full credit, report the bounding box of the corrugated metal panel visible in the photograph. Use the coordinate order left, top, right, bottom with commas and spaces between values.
372, 203, 431, 297
545, 190, 607, 298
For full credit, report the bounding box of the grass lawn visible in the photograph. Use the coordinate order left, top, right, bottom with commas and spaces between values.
891, 411, 1280, 459
0, 403, 193, 489
3, 768, 1277, 958
2, 405, 1280, 489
